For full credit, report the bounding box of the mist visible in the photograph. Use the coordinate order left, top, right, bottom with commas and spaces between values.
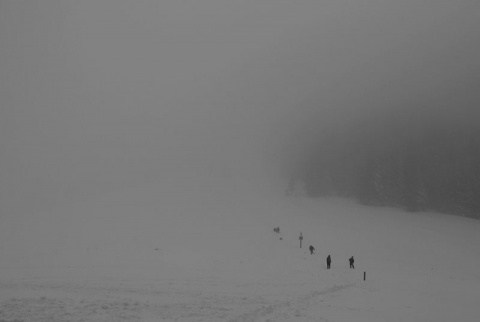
1, 0, 479, 216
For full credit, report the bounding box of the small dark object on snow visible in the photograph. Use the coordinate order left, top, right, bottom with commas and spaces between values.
349, 256, 355, 269
326, 255, 331, 269
279, 237, 283, 240
273, 227, 280, 233
309, 245, 315, 255
299, 232, 303, 248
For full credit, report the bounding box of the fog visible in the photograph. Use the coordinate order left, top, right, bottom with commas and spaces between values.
1, 0, 479, 215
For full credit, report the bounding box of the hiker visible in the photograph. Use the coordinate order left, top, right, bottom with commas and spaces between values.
309, 245, 315, 255
299, 232, 303, 248
349, 256, 355, 269
326, 255, 331, 269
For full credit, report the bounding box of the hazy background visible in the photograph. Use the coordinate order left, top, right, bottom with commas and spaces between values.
1, 0, 479, 216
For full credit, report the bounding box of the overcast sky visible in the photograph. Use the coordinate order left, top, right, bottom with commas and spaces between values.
1, 0, 479, 215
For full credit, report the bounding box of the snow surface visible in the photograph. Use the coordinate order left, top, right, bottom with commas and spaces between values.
1, 174, 479, 321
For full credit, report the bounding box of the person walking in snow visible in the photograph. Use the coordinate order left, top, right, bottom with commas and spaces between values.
299, 232, 303, 248
349, 256, 355, 269
309, 245, 315, 255
326, 255, 331, 269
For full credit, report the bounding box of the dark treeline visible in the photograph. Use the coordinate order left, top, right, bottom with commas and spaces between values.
285, 108, 480, 219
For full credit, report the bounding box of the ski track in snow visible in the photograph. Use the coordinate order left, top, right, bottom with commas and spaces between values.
228, 283, 355, 322
0, 278, 355, 322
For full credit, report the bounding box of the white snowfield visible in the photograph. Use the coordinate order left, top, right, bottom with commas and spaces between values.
1, 175, 479, 322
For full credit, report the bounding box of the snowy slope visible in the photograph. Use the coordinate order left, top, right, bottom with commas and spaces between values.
1, 174, 479, 321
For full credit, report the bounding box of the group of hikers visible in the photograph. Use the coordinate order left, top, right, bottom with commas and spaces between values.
275, 228, 355, 269
317, 252, 354, 269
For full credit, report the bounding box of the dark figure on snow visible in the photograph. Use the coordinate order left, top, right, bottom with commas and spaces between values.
299, 232, 303, 248
273, 227, 280, 233
326, 255, 331, 269
309, 245, 315, 255
349, 256, 355, 269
